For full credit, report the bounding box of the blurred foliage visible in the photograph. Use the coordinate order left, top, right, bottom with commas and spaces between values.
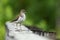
0, 0, 59, 40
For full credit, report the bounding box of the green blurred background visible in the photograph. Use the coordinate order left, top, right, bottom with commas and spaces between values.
0, 0, 60, 40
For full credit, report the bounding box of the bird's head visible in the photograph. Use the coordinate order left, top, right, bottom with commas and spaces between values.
19, 9, 26, 17
20, 9, 26, 14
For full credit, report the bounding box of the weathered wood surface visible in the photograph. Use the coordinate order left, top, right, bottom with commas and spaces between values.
5, 21, 55, 40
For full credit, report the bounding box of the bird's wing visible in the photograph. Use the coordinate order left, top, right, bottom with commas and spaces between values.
11, 12, 23, 22
11, 15, 19, 22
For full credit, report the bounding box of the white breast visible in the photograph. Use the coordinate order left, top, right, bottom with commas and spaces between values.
16, 13, 26, 23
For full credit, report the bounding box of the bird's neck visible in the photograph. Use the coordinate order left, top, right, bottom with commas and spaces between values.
20, 13, 25, 17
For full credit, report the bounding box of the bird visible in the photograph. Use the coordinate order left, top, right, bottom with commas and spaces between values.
11, 9, 26, 31
11, 9, 26, 25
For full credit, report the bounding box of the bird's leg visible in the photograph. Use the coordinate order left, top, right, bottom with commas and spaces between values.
20, 22, 21, 26
19, 22, 22, 31
16, 22, 18, 27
